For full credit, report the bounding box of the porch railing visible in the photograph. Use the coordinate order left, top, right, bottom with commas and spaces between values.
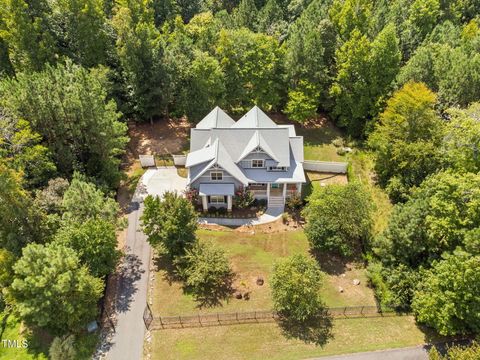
249, 189, 268, 196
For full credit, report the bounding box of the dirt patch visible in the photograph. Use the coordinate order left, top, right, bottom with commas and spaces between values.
126, 118, 190, 160
236, 216, 303, 234
306, 171, 348, 185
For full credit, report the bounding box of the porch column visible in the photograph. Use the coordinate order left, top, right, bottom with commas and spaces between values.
267, 183, 270, 198
282, 183, 287, 198
201, 195, 208, 212
297, 182, 302, 195
227, 195, 232, 212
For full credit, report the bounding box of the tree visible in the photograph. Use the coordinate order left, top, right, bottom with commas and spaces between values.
152, 0, 179, 27
233, 0, 258, 31
7, 242, 104, 334
0, 163, 51, 254
285, 1, 336, 119
141, 192, 198, 258
257, 0, 286, 36
429, 341, 480, 360
443, 103, 480, 173
0, 61, 128, 187
49, 335, 77, 360
54, 219, 121, 278
303, 183, 374, 256
0, 0, 57, 72
374, 171, 480, 269
0, 109, 56, 188
34, 177, 69, 215
0, 248, 15, 309
112, 0, 166, 120
285, 80, 320, 123
329, 0, 372, 40
177, 241, 234, 306
62, 173, 119, 224
215, 28, 284, 112
48, 0, 111, 67
330, 24, 401, 136
368, 82, 444, 201
271, 254, 326, 322
412, 252, 480, 335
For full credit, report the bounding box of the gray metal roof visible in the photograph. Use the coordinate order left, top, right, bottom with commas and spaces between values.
199, 183, 235, 196
187, 106, 305, 185
196, 106, 236, 129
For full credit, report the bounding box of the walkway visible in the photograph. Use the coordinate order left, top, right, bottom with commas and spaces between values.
198, 206, 284, 226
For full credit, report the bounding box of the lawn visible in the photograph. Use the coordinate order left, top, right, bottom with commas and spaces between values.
149, 316, 443, 360
150, 229, 376, 317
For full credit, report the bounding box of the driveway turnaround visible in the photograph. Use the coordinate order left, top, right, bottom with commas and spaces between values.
133, 167, 187, 201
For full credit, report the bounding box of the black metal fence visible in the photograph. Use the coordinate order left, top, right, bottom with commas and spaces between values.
143, 305, 397, 330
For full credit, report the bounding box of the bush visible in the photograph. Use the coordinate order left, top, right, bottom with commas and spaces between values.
303, 183, 374, 257
184, 187, 199, 205
286, 193, 302, 210
49, 335, 77, 360
234, 187, 254, 209
332, 137, 344, 147
208, 206, 217, 213
257, 198, 267, 207
176, 241, 234, 306
217, 207, 227, 215
336, 147, 347, 156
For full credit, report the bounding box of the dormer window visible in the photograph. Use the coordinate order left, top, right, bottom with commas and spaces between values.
252, 159, 264, 168
211, 171, 223, 180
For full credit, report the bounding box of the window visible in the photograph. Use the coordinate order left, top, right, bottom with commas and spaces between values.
211, 171, 223, 181
252, 159, 264, 168
209, 195, 226, 204
268, 166, 287, 171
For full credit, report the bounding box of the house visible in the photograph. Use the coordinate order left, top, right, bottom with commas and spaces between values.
186, 106, 306, 212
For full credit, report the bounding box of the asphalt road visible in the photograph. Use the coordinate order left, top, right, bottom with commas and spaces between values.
104, 202, 151, 360
310, 345, 430, 360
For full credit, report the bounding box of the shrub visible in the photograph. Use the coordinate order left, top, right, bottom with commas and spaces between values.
184, 187, 199, 205
258, 198, 267, 207
286, 193, 302, 210
336, 147, 347, 156
303, 183, 374, 257
176, 241, 234, 305
217, 207, 227, 215
332, 137, 344, 147
234, 187, 254, 209
49, 335, 77, 360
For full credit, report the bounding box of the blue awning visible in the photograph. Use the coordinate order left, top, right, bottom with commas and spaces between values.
199, 183, 235, 196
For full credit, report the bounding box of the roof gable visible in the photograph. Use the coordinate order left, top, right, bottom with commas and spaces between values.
231, 106, 277, 128
196, 106, 236, 129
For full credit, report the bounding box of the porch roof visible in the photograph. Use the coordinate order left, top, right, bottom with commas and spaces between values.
199, 183, 235, 196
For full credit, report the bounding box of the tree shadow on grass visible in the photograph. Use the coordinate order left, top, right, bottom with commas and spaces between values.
185, 270, 237, 309
277, 311, 334, 346
152, 253, 181, 285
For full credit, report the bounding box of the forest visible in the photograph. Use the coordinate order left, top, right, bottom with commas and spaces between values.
0, 0, 480, 357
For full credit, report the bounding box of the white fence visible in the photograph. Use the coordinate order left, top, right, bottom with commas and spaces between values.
139, 155, 155, 168
303, 160, 348, 174
172, 154, 187, 166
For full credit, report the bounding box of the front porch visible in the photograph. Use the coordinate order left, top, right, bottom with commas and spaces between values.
248, 182, 302, 207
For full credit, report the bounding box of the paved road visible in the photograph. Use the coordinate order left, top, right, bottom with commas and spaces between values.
103, 202, 151, 360
310, 346, 430, 360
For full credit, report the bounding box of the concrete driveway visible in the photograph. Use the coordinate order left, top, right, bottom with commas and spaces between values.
133, 167, 187, 201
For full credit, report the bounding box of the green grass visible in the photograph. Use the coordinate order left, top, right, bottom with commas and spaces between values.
150, 316, 444, 360
151, 229, 376, 316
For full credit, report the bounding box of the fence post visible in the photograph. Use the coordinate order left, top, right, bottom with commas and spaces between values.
254, 311, 257, 322
198, 314, 202, 327
217, 313, 220, 324
236, 312, 238, 322
159, 316, 164, 329
361, 306, 364, 316
179, 316, 183, 328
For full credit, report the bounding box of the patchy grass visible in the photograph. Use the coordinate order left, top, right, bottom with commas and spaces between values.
150, 316, 443, 360
151, 230, 376, 316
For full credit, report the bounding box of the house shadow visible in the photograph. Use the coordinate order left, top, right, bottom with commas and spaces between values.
277, 311, 334, 346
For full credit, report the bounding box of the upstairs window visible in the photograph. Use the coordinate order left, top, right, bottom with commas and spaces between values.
252, 159, 264, 168
211, 171, 223, 181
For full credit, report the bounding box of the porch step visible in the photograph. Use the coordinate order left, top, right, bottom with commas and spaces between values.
268, 196, 285, 206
